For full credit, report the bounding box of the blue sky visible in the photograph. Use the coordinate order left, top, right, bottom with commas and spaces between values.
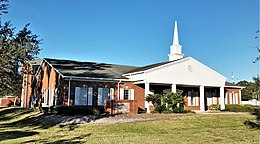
2, 0, 259, 82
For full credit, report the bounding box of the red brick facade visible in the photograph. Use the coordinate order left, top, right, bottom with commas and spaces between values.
21, 60, 243, 114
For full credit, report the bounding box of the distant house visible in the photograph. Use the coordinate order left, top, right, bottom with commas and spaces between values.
0, 96, 16, 107
21, 21, 243, 113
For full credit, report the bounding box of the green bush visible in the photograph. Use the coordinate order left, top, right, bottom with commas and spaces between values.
161, 107, 194, 114
92, 108, 100, 115
224, 104, 259, 112
150, 110, 158, 114
146, 92, 185, 113
155, 104, 167, 113
210, 104, 220, 111
172, 107, 193, 113
53, 106, 102, 115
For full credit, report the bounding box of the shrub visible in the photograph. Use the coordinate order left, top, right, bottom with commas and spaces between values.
210, 104, 220, 111
150, 110, 158, 114
164, 93, 184, 110
146, 92, 185, 113
172, 107, 193, 113
92, 108, 100, 115
224, 104, 258, 112
161, 107, 194, 114
155, 104, 167, 113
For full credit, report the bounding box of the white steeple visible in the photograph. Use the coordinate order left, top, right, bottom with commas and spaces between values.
173, 21, 179, 45
168, 21, 184, 61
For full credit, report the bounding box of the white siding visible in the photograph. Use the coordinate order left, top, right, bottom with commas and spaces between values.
145, 57, 226, 87
119, 88, 124, 100
130, 89, 135, 100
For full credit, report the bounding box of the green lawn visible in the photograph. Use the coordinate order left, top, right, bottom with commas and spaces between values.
0, 107, 259, 144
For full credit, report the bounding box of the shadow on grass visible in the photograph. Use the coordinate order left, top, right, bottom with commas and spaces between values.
21, 133, 92, 144
0, 107, 32, 121
0, 131, 39, 142
0, 113, 58, 129
59, 123, 78, 131
0, 107, 58, 129
244, 110, 260, 130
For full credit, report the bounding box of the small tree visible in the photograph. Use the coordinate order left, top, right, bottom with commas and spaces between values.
145, 94, 164, 111
146, 92, 184, 113
164, 92, 184, 110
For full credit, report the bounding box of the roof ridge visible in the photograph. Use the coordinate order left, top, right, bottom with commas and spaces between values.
124, 58, 183, 74
44, 57, 138, 68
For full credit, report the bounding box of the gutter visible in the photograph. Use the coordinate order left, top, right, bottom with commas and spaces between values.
224, 86, 245, 89
62, 75, 133, 82
117, 80, 122, 100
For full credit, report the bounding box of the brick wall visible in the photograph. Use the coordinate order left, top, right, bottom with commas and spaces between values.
225, 88, 241, 104
119, 82, 145, 111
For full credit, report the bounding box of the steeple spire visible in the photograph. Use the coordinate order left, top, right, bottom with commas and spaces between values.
168, 21, 184, 61
173, 21, 179, 45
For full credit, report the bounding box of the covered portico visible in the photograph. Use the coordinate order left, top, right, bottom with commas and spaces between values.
140, 82, 225, 112
124, 57, 227, 112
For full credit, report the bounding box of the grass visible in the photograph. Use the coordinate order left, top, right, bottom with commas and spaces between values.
0, 107, 259, 144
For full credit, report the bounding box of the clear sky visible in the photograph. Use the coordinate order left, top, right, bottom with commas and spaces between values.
2, 0, 259, 82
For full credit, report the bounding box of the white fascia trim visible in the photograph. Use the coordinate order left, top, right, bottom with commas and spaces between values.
146, 57, 190, 73
225, 86, 245, 89
133, 80, 145, 84
122, 71, 144, 76
43, 59, 65, 77
34, 59, 44, 77
123, 58, 189, 76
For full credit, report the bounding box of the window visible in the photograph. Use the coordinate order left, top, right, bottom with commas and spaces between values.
120, 88, 134, 100
124, 89, 129, 100
188, 91, 194, 105
75, 87, 93, 106
42, 89, 49, 105
98, 88, 114, 106
206, 89, 219, 105
188, 90, 198, 106
229, 93, 233, 104
87, 88, 93, 105
235, 93, 238, 104
110, 88, 114, 100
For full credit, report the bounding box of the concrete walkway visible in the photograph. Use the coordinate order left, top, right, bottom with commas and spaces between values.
195, 110, 249, 114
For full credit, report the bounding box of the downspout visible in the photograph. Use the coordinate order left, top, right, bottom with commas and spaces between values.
117, 80, 122, 100
67, 78, 71, 106
26, 74, 29, 107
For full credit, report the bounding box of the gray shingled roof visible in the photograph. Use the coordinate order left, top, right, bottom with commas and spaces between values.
125, 58, 183, 74
225, 82, 238, 87
29, 59, 42, 66
29, 59, 43, 74
44, 58, 138, 79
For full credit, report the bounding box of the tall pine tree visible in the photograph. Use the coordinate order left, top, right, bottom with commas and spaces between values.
0, 0, 42, 97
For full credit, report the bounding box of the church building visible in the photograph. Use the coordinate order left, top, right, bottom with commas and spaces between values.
21, 21, 243, 113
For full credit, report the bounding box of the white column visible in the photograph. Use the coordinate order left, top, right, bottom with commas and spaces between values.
239, 89, 242, 104
145, 82, 150, 113
171, 84, 177, 93
68, 79, 71, 106
200, 85, 205, 112
220, 86, 225, 110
